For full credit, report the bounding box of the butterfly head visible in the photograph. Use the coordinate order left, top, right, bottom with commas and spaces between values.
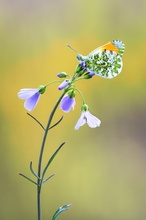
76, 54, 86, 62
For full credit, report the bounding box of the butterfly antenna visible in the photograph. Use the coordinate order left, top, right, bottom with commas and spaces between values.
67, 44, 78, 54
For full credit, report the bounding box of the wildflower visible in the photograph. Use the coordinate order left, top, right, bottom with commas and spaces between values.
60, 90, 76, 113
74, 104, 101, 130
58, 80, 69, 90
17, 85, 46, 111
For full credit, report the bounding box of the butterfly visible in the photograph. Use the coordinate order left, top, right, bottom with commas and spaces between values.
76, 40, 125, 79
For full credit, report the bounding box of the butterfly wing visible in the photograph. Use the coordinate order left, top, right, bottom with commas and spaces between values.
84, 40, 125, 78
89, 41, 119, 56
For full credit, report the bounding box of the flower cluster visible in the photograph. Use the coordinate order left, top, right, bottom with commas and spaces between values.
18, 40, 125, 130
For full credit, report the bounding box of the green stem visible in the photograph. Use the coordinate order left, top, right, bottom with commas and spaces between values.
37, 90, 66, 220
74, 87, 86, 104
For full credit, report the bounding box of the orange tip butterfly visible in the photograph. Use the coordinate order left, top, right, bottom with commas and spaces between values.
76, 40, 125, 79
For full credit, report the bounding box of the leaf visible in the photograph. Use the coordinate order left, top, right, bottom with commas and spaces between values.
42, 142, 65, 181
19, 173, 38, 185
42, 173, 55, 185
27, 112, 45, 130
52, 204, 71, 220
30, 161, 41, 179
48, 116, 64, 130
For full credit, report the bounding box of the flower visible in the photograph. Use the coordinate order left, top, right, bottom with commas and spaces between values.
60, 91, 76, 113
17, 85, 46, 111
74, 104, 101, 130
58, 80, 69, 90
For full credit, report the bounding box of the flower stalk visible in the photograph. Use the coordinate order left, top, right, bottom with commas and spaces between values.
37, 90, 66, 220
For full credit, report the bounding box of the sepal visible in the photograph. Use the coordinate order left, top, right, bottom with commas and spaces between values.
68, 89, 75, 98
81, 103, 89, 111
38, 85, 46, 94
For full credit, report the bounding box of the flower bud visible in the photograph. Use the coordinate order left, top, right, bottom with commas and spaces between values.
83, 71, 95, 79
75, 63, 86, 76
58, 80, 69, 90
57, 72, 67, 78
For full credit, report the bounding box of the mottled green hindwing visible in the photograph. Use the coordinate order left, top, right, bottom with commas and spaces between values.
77, 40, 125, 79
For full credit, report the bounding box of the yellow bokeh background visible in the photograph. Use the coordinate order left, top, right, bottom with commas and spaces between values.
1, 0, 146, 219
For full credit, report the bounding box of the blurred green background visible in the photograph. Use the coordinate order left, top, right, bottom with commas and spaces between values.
0, 0, 146, 219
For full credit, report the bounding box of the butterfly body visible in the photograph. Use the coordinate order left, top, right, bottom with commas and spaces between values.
76, 40, 125, 79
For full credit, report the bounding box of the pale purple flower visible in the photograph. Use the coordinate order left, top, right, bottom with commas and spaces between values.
18, 88, 42, 111
74, 110, 101, 130
60, 94, 76, 113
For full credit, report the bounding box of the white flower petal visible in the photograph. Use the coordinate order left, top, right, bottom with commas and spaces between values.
85, 111, 101, 128
74, 110, 101, 130
74, 113, 86, 130
18, 88, 38, 100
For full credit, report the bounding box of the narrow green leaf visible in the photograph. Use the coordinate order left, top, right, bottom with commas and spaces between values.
19, 173, 38, 185
48, 116, 64, 130
27, 112, 45, 130
42, 142, 65, 181
30, 161, 41, 179
42, 173, 55, 185
52, 204, 71, 220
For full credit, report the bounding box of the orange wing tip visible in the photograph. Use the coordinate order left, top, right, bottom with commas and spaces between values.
100, 42, 118, 53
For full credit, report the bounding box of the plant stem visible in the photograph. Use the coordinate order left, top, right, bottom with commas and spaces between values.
37, 90, 66, 220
